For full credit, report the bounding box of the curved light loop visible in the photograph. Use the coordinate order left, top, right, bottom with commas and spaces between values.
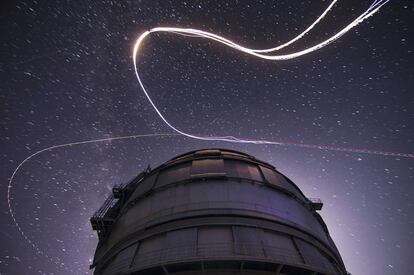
133, 0, 411, 158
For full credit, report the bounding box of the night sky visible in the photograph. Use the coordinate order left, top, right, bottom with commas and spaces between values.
1, 0, 413, 274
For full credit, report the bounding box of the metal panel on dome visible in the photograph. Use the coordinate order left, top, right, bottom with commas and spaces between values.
133, 235, 165, 269
233, 226, 265, 257
150, 186, 176, 213
260, 166, 305, 200
194, 149, 222, 156
294, 238, 334, 270
197, 226, 233, 257
189, 181, 229, 203
130, 172, 157, 199
225, 159, 262, 181
162, 228, 197, 261
102, 244, 137, 275
191, 158, 224, 177
156, 162, 191, 188
262, 230, 302, 264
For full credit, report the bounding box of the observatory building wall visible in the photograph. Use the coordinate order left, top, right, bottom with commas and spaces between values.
91, 149, 347, 275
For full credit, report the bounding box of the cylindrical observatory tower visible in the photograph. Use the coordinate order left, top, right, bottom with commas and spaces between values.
90, 148, 348, 275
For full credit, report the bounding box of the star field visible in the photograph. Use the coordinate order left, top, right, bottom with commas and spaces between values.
1, 1, 413, 274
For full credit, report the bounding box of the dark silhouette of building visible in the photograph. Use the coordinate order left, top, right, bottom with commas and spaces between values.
90, 148, 348, 274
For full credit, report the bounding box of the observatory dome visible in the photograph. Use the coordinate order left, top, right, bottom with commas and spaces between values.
90, 148, 348, 275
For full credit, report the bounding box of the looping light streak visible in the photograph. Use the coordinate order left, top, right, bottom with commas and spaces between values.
133, 0, 413, 159
7, 0, 412, 272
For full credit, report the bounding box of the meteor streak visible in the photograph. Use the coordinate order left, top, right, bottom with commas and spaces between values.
7, 133, 178, 272
7, 0, 411, 272
133, 0, 413, 158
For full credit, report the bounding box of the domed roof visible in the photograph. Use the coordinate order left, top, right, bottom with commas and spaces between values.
166, 148, 274, 168
90, 148, 346, 275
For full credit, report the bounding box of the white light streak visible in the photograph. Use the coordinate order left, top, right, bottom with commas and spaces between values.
132, 0, 412, 158
8, 0, 412, 272
7, 133, 178, 272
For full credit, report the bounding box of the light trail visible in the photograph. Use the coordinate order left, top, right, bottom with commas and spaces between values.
132, 0, 413, 158
6, 133, 178, 272
6, 0, 411, 273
